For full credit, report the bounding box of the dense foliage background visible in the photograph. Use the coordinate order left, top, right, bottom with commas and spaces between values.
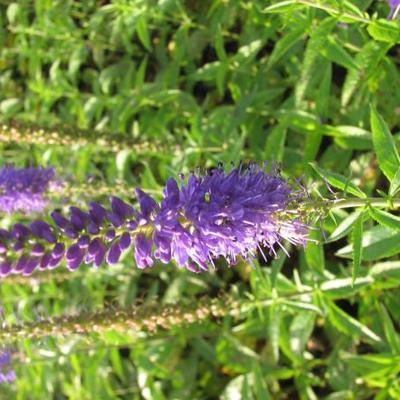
0, 0, 400, 399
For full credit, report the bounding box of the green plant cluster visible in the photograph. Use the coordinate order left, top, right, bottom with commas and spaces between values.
1, 0, 400, 399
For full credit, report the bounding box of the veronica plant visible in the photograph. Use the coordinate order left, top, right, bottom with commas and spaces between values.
0, 163, 308, 277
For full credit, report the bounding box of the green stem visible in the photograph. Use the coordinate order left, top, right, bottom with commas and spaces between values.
331, 197, 400, 209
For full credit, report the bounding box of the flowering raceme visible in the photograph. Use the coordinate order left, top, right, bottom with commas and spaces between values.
0, 166, 57, 214
0, 164, 308, 276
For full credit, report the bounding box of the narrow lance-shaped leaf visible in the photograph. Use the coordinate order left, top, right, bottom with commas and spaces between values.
369, 207, 400, 231
378, 302, 400, 354
389, 167, 400, 197
310, 162, 366, 198
370, 106, 400, 181
352, 211, 364, 284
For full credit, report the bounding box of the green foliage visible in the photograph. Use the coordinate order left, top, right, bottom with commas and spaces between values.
1, 0, 400, 399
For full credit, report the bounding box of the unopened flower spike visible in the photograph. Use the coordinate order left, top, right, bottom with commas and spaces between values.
0, 166, 59, 214
0, 163, 308, 277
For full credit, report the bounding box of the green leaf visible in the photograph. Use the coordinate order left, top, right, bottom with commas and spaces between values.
289, 312, 316, 358
370, 106, 400, 181
369, 207, 400, 231
324, 298, 382, 343
264, 123, 287, 163
345, 353, 400, 380
136, 15, 151, 50
389, 167, 400, 197
328, 211, 362, 242
341, 42, 386, 107
263, 1, 303, 13
378, 303, 400, 354
310, 162, 366, 198
267, 26, 306, 69
352, 212, 364, 283
367, 19, 400, 44
370, 261, 400, 279
304, 229, 325, 273
320, 277, 372, 298
320, 125, 372, 150
320, 36, 359, 70
336, 225, 400, 261
295, 18, 336, 105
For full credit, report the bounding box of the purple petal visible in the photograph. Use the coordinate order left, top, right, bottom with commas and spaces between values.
30, 220, 56, 243
0, 261, 12, 277
105, 229, 116, 241
15, 255, 28, 273
106, 242, 121, 264
67, 251, 84, 271
77, 235, 90, 248
110, 196, 134, 219
134, 234, 153, 269
66, 244, 81, 261
119, 232, 131, 251
22, 258, 39, 276
51, 243, 65, 258
135, 188, 158, 219
40, 253, 52, 270
31, 243, 45, 256
12, 223, 31, 240
89, 202, 107, 224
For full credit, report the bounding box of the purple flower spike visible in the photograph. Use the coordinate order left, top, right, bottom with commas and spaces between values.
107, 242, 121, 264
0, 163, 308, 277
0, 166, 56, 214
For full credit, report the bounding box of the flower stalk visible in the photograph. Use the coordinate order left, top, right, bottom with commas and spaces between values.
0, 121, 177, 154
0, 296, 241, 343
